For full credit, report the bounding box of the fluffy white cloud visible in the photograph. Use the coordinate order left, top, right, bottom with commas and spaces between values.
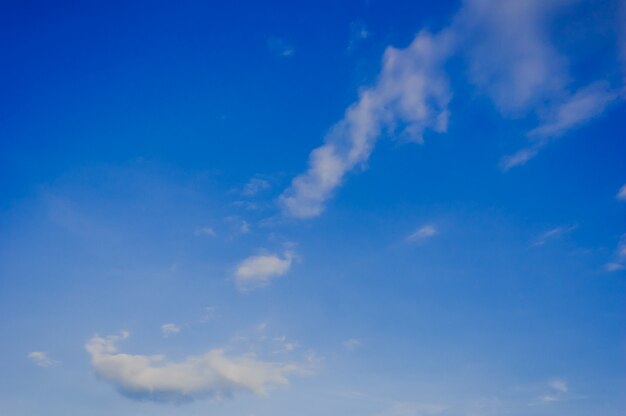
85, 332, 301, 403
234, 251, 295, 289
407, 225, 438, 242
27, 351, 59, 368
161, 323, 180, 337
279, 30, 453, 218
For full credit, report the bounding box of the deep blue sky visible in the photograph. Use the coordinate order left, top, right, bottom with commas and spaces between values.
1, 1, 625, 415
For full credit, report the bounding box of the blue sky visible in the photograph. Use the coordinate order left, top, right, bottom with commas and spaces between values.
1, 0, 625, 415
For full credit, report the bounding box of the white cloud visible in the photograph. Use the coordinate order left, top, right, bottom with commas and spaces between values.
280, 30, 453, 218
161, 323, 181, 337
234, 251, 295, 290
502, 82, 620, 169
278, 0, 621, 214
502, 85, 620, 169
457, 0, 570, 115
27, 351, 59, 368
407, 225, 438, 242
500, 147, 540, 171
529, 82, 619, 138
617, 184, 626, 201
342, 338, 362, 351
460, 1, 621, 169
85, 332, 301, 403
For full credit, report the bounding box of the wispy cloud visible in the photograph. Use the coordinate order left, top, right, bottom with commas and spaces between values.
458, 0, 569, 115
341, 338, 362, 351
348, 20, 369, 51
407, 225, 438, 243
605, 234, 626, 272
503, 83, 620, 169
267, 36, 295, 58
280, 30, 452, 218
27, 351, 60, 368
225, 215, 251, 237
458, 0, 621, 170
617, 184, 626, 201
279, 0, 622, 217
532, 224, 577, 247
241, 177, 271, 197
85, 332, 302, 404
272, 335, 299, 354
234, 251, 295, 290
540, 378, 569, 403
195, 226, 217, 237
161, 323, 181, 337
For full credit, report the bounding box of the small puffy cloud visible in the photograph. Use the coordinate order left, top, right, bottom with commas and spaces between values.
241, 177, 271, 197
28, 351, 59, 367
407, 225, 438, 242
161, 323, 181, 337
267, 37, 294, 58
617, 184, 626, 201
85, 332, 301, 404
532, 224, 576, 247
234, 251, 295, 290
342, 338, 362, 351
